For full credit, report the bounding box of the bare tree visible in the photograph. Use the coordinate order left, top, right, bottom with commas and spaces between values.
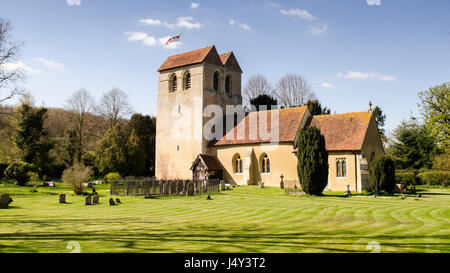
0, 18, 24, 103
242, 74, 274, 106
66, 89, 94, 163
275, 73, 316, 108
96, 87, 133, 129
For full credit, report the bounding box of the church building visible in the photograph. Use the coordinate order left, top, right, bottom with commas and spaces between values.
155, 46, 384, 192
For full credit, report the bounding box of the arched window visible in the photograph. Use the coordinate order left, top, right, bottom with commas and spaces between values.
184, 72, 191, 90
213, 71, 219, 91
336, 158, 347, 177
233, 154, 243, 173
225, 75, 232, 94
169, 74, 177, 92
261, 153, 270, 173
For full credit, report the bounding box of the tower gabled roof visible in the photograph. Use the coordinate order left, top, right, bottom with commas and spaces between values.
219, 52, 243, 73
158, 45, 242, 72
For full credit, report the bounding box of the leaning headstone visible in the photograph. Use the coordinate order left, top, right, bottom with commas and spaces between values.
92, 195, 99, 204
186, 182, 194, 196
115, 198, 121, 204
109, 198, 116, 205
59, 193, 66, 204
85, 195, 92, 205
0, 194, 13, 209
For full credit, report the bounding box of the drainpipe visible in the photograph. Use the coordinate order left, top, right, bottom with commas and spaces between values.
353, 152, 358, 193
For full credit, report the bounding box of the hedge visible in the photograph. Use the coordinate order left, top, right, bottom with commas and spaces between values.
395, 172, 418, 186
417, 171, 450, 187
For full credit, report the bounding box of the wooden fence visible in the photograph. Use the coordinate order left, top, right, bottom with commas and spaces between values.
110, 177, 221, 197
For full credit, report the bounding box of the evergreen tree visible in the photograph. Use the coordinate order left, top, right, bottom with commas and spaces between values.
305, 99, 331, 115
14, 103, 53, 177
369, 155, 396, 194
95, 124, 128, 175
126, 129, 146, 176
128, 113, 156, 175
296, 127, 329, 195
372, 106, 387, 141
249, 94, 278, 111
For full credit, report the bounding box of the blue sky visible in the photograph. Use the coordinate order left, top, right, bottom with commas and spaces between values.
2, 0, 449, 134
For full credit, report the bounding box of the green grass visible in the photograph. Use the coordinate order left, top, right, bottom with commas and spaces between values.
0, 182, 449, 253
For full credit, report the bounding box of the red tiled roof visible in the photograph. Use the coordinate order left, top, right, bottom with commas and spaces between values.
308, 111, 373, 151
214, 106, 308, 146
219, 52, 232, 64
158, 46, 215, 71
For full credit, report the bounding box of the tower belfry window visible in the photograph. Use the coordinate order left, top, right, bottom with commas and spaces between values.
185, 72, 191, 89
213, 72, 219, 91
225, 75, 231, 94
170, 75, 177, 92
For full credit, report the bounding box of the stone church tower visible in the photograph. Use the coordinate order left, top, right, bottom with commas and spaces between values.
155, 46, 242, 179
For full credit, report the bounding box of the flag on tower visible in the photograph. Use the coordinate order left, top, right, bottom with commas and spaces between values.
165, 33, 182, 45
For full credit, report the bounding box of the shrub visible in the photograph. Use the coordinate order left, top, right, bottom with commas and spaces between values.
369, 155, 396, 194
62, 164, 93, 195
28, 171, 40, 192
105, 172, 121, 182
4, 162, 38, 186
296, 127, 328, 195
395, 172, 418, 186
417, 171, 450, 187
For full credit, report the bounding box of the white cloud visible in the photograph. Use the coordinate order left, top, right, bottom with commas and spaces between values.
33, 57, 65, 70
239, 24, 251, 31
140, 17, 202, 29
309, 24, 328, 36
280, 8, 315, 21
191, 2, 199, 9
66, 0, 81, 6
366, 0, 382, 6
126, 32, 181, 49
337, 71, 396, 81
229, 19, 235, 26
3, 61, 41, 74
139, 19, 162, 26
126, 32, 157, 46
321, 82, 335, 88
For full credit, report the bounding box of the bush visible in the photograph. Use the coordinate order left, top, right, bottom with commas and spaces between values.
296, 127, 328, 195
395, 172, 418, 186
62, 164, 93, 195
417, 171, 450, 187
105, 172, 121, 182
4, 162, 38, 186
369, 155, 396, 194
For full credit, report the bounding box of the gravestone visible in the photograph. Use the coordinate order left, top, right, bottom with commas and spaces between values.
59, 193, 66, 204
220, 181, 225, 191
92, 195, 99, 204
115, 198, 121, 204
85, 195, 92, 205
344, 185, 352, 197
87, 182, 93, 188
109, 198, 116, 205
48, 181, 55, 187
206, 195, 212, 200
259, 182, 264, 188
0, 194, 13, 209
186, 182, 194, 196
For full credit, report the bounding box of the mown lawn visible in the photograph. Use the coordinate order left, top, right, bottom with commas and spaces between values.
0, 182, 449, 253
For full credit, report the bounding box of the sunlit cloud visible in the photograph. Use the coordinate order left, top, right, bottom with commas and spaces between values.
337, 71, 396, 81
32, 57, 65, 70
140, 17, 202, 29
280, 8, 315, 21
321, 82, 335, 88
309, 24, 328, 36
66, 0, 81, 6
3, 61, 41, 74
125, 32, 182, 49
366, 0, 382, 6
191, 2, 199, 9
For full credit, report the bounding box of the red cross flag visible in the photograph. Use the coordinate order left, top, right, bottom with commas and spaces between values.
165, 34, 181, 45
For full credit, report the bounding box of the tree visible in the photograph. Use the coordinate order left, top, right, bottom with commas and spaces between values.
372, 105, 387, 142
369, 155, 396, 194
4, 161, 37, 186
126, 129, 146, 175
66, 89, 94, 163
128, 113, 156, 175
14, 102, 53, 177
418, 82, 450, 150
296, 127, 328, 195
387, 117, 437, 169
275, 73, 316, 108
96, 87, 133, 129
242, 74, 274, 106
249, 94, 278, 111
95, 124, 128, 175
305, 99, 330, 115
0, 18, 24, 103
